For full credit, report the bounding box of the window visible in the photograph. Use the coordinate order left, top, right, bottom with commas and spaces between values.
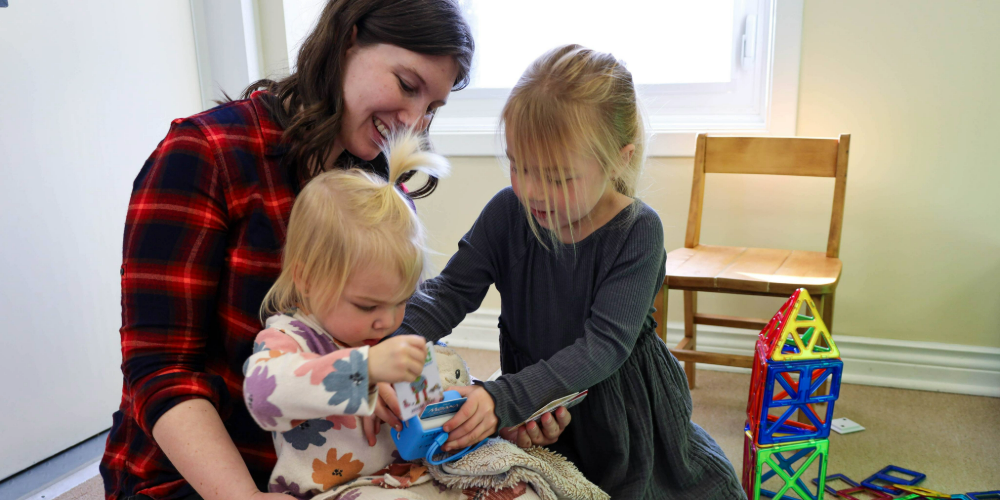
278, 0, 803, 156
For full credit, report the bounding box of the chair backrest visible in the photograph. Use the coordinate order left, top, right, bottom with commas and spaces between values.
684, 133, 851, 258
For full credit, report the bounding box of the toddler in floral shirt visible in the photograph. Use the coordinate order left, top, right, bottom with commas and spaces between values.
242, 132, 448, 497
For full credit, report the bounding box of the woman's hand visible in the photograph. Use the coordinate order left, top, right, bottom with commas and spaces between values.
249, 492, 298, 500
498, 406, 572, 448
153, 399, 288, 500
441, 385, 498, 451
368, 335, 425, 384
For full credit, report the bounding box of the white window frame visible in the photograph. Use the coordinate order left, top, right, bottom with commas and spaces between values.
195, 0, 803, 158
189, 0, 266, 110
429, 0, 804, 157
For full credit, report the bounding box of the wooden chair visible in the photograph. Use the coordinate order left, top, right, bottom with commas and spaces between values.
653, 133, 850, 389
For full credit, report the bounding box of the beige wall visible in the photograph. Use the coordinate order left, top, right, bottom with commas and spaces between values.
415, 0, 1000, 349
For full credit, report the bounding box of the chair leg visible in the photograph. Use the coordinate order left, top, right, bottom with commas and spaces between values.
683, 290, 697, 389
653, 286, 667, 342
821, 291, 836, 333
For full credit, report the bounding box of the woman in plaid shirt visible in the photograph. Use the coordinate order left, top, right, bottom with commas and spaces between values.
100, 2, 479, 499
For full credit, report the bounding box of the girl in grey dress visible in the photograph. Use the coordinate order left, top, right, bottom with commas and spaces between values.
395, 45, 745, 499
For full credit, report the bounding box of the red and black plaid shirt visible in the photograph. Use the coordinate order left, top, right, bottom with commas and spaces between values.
101, 92, 295, 500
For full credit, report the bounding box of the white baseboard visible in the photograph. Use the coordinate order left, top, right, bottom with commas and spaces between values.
441, 309, 1000, 398
22, 460, 99, 500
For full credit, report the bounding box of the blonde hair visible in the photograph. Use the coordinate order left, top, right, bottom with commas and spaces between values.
261, 131, 449, 319
501, 44, 645, 244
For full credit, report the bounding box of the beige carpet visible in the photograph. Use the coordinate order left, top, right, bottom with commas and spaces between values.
56, 348, 1000, 499
453, 348, 1000, 494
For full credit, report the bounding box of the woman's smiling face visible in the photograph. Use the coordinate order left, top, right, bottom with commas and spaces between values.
338, 42, 458, 161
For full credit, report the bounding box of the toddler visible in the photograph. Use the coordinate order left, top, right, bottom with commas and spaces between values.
243, 133, 446, 497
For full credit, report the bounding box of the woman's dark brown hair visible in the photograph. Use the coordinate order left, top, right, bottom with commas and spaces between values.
242, 0, 474, 198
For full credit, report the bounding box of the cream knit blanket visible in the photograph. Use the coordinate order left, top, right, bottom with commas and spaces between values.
424, 439, 609, 500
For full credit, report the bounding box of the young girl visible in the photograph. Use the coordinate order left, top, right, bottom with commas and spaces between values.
242, 134, 447, 496
393, 45, 746, 498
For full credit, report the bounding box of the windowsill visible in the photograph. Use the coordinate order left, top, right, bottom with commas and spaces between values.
431, 128, 784, 158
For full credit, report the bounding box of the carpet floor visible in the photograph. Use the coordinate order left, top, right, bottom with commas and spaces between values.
452, 348, 1000, 494
54, 347, 1000, 499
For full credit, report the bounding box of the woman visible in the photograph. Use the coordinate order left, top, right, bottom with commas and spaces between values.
100, 2, 476, 500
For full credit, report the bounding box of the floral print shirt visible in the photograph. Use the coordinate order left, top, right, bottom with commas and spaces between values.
244, 312, 397, 498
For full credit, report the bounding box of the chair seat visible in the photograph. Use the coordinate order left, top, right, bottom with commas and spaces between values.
665, 245, 842, 296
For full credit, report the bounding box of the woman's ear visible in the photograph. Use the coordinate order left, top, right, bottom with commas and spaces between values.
345, 25, 359, 54
344, 25, 358, 59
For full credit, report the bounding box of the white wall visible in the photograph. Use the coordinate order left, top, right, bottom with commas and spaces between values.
0, 1, 203, 479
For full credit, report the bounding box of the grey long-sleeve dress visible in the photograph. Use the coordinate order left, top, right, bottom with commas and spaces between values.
397, 188, 744, 499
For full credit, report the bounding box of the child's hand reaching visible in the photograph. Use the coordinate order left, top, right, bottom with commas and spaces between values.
441, 385, 498, 451
499, 406, 572, 448
368, 335, 426, 384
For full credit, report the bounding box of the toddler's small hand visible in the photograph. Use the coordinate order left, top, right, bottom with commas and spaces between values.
374, 382, 403, 431
361, 414, 381, 446
368, 335, 425, 385
442, 385, 498, 451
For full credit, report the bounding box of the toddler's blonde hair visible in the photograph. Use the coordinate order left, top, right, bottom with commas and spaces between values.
261, 131, 449, 319
501, 44, 645, 244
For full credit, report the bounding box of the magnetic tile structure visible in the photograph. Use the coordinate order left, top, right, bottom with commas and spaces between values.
742, 289, 843, 500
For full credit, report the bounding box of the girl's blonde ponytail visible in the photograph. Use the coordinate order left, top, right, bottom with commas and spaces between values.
260, 130, 449, 320
383, 130, 451, 186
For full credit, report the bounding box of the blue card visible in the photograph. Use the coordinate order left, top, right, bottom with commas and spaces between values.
419, 396, 466, 419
